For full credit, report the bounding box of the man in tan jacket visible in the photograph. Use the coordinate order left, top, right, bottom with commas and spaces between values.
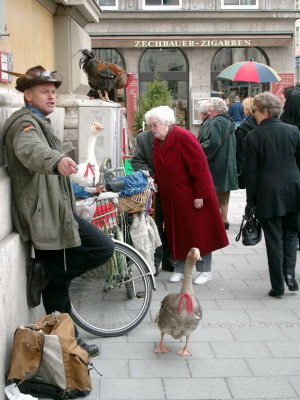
3, 65, 115, 356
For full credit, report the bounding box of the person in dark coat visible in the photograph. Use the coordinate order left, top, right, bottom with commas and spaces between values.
146, 106, 228, 285
197, 99, 211, 141
236, 97, 258, 189
245, 92, 300, 297
200, 97, 238, 230
280, 88, 300, 248
131, 130, 175, 276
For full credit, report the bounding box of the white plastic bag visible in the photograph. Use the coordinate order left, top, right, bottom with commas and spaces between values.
5, 384, 38, 400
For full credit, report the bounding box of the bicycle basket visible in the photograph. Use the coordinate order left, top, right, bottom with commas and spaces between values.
117, 187, 152, 214
91, 199, 119, 229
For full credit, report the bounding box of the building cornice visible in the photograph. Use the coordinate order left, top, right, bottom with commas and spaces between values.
37, 0, 101, 26
93, 10, 300, 20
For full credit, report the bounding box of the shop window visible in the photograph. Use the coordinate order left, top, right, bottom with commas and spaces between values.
211, 47, 269, 100
221, 0, 258, 9
143, 0, 181, 10
92, 48, 125, 104
139, 48, 189, 128
97, 0, 118, 10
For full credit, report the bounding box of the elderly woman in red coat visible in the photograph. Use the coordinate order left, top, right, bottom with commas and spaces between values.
145, 106, 228, 284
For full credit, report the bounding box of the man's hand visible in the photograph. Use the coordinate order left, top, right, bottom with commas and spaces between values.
194, 198, 204, 209
57, 157, 78, 176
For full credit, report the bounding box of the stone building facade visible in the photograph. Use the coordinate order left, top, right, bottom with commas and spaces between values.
89, 0, 300, 131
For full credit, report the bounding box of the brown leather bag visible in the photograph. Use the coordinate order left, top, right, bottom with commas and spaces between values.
7, 312, 92, 399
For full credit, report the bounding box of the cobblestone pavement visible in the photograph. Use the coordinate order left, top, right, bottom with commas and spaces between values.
81, 190, 300, 400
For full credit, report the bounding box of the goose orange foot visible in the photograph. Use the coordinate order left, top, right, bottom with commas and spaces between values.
177, 348, 192, 357
155, 343, 170, 353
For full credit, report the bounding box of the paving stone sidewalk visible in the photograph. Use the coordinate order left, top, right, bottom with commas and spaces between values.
82, 189, 300, 400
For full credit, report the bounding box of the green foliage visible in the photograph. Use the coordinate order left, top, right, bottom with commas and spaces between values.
132, 75, 172, 134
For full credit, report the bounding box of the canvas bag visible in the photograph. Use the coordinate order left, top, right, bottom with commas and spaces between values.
7, 312, 92, 399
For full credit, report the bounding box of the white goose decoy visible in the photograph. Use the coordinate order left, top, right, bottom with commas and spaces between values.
71, 122, 103, 188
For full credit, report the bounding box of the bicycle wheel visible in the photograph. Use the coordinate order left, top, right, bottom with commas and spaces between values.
69, 241, 153, 337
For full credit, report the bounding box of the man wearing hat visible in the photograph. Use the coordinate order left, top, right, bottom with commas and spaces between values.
3, 65, 115, 356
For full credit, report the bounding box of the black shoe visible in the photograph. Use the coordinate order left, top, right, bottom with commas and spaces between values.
27, 258, 49, 308
268, 288, 284, 297
154, 265, 160, 276
284, 275, 299, 291
77, 337, 100, 357
224, 222, 230, 230
161, 262, 174, 272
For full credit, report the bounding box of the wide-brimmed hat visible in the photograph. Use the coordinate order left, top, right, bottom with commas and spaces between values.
15, 65, 62, 92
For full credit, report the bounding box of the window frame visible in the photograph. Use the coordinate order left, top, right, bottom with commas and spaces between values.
221, 0, 258, 10
0, 0, 6, 35
143, 0, 182, 11
97, 0, 119, 10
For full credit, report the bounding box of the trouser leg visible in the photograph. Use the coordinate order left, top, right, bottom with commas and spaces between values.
174, 253, 212, 274
36, 214, 115, 313
197, 253, 212, 273
282, 213, 298, 277
154, 192, 174, 269
260, 216, 284, 291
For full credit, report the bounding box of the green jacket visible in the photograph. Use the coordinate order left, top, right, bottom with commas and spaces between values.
200, 114, 238, 192
3, 107, 81, 250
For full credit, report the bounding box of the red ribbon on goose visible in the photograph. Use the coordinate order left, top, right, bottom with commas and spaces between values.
83, 163, 95, 178
177, 293, 193, 314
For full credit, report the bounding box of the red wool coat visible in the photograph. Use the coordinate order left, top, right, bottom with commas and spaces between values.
153, 124, 228, 260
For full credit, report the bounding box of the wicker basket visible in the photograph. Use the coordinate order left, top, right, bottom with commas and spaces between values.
118, 188, 152, 214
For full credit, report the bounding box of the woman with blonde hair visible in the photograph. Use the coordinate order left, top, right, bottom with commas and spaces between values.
199, 97, 238, 230
236, 97, 258, 188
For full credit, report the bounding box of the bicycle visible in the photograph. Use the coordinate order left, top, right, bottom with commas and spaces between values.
69, 161, 156, 337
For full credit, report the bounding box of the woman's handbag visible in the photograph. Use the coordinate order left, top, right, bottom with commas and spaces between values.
235, 207, 262, 246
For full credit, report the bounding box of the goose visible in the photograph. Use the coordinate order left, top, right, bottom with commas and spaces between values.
155, 248, 202, 356
71, 122, 103, 188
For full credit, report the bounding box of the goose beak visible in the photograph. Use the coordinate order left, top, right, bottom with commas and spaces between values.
191, 248, 201, 261
94, 122, 103, 131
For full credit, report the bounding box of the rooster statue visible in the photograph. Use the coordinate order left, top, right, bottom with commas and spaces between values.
79, 48, 133, 102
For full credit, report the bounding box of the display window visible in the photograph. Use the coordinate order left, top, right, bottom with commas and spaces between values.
139, 48, 189, 128
211, 47, 270, 101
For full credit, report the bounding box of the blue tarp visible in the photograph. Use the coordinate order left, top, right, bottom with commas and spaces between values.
115, 170, 148, 197
72, 183, 91, 199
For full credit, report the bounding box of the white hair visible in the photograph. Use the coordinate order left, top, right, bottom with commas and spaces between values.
145, 106, 176, 125
206, 97, 228, 114
197, 99, 210, 114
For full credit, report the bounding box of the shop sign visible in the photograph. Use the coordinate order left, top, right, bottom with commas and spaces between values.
92, 35, 292, 48
126, 76, 139, 136
271, 73, 295, 103
134, 39, 252, 48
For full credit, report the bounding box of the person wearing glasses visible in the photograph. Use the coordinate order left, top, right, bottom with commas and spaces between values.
145, 106, 228, 285
3, 65, 115, 355
131, 128, 175, 276
245, 91, 300, 297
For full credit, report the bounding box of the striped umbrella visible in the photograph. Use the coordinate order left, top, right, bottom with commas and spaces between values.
217, 60, 281, 83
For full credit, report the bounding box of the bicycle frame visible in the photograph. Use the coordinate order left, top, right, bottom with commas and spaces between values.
113, 239, 156, 290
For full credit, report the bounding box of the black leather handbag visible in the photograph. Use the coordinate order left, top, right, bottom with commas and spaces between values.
235, 207, 262, 246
